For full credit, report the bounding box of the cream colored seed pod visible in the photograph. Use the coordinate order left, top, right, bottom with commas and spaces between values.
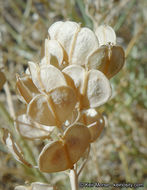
39, 124, 90, 173
2, 129, 32, 167
63, 65, 111, 109
95, 25, 116, 46
28, 62, 67, 93
27, 86, 77, 126
48, 21, 99, 66
42, 39, 68, 69
87, 45, 125, 79
15, 114, 54, 140
16, 74, 39, 104
80, 109, 105, 142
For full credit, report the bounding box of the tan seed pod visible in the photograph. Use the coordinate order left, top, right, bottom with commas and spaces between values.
0, 71, 6, 90
95, 25, 116, 46
2, 129, 32, 167
80, 109, 105, 142
98, 45, 125, 78
87, 45, 125, 78
63, 123, 91, 164
48, 21, 99, 66
16, 74, 39, 104
63, 65, 111, 109
27, 86, 76, 126
15, 114, 54, 140
28, 62, 67, 93
38, 124, 90, 173
39, 141, 69, 173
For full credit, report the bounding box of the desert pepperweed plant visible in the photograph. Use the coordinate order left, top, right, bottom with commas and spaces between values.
2, 21, 125, 190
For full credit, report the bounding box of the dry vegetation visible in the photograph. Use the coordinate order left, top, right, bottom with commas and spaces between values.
0, 0, 146, 189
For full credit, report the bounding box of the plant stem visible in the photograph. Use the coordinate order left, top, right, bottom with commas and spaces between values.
69, 168, 78, 190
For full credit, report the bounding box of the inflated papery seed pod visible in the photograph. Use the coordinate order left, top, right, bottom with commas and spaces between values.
48, 21, 99, 66
16, 74, 39, 104
63, 65, 111, 109
15, 182, 55, 190
28, 62, 67, 93
95, 25, 116, 46
15, 114, 54, 140
87, 44, 125, 78
0, 71, 6, 90
79, 109, 105, 142
27, 86, 77, 126
41, 39, 68, 69
39, 124, 91, 173
2, 129, 32, 167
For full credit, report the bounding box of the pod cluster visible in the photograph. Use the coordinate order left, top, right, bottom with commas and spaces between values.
3, 21, 125, 173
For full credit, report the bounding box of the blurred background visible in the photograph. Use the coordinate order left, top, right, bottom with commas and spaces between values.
0, 0, 146, 189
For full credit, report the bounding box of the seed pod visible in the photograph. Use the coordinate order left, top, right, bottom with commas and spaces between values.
48, 21, 99, 66
27, 86, 77, 126
80, 109, 105, 142
38, 124, 90, 173
95, 25, 116, 46
63, 65, 111, 109
0, 71, 6, 90
2, 129, 32, 167
87, 45, 125, 78
16, 74, 39, 104
15, 114, 54, 140
43, 39, 67, 69
28, 62, 67, 93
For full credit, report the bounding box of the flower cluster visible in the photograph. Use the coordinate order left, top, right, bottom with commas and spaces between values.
3, 21, 124, 174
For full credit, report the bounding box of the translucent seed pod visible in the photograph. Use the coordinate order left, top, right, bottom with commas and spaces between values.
28, 62, 67, 93
16, 74, 39, 104
38, 124, 90, 173
44, 39, 67, 69
87, 45, 125, 78
80, 109, 105, 142
2, 129, 32, 167
27, 86, 77, 126
15, 114, 54, 140
63, 65, 111, 109
95, 25, 116, 46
